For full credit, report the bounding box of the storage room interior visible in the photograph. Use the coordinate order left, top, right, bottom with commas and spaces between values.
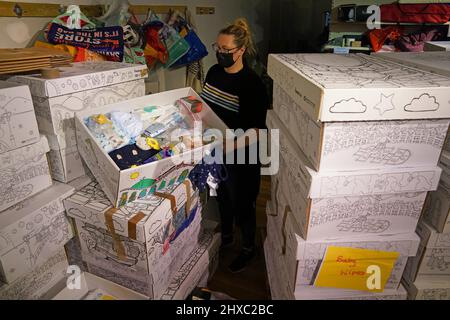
0, 0, 449, 301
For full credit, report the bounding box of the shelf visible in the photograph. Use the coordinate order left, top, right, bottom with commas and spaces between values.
331, 20, 450, 26
324, 45, 371, 51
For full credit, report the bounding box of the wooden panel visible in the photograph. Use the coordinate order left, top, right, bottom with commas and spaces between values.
0, 2, 187, 17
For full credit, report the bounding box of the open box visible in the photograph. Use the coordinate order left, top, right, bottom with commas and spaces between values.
75, 87, 227, 208
273, 83, 449, 172
267, 110, 440, 240
268, 53, 450, 122
402, 275, 450, 300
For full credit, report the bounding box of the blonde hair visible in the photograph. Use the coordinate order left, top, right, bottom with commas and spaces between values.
219, 18, 256, 58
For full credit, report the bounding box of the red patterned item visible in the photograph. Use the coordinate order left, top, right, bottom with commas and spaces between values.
380, 3, 450, 24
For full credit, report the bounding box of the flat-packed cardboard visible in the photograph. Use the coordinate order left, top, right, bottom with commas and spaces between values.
0, 81, 40, 154
52, 272, 147, 300
160, 230, 220, 300
273, 83, 449, 171
48, 145, 86, 183
403, 221, 450, 281
375, 51, 450, 77
0, 248, 68, 300
402, 275, 450, 300
266, 200, 420, 291
75, 87, 227, 207
424, 41, 450, 52
267, 53, 450, 122
0, 182, 74, 283
64, 179, 206, 299
267, 110, 436, 240
0, 136, 52, 211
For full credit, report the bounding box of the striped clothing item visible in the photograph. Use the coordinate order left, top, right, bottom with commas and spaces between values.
201, 82, 240, 113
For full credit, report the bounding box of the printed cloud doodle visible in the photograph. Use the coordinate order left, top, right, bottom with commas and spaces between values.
330, 98, 367, 114
404, 93, 440, 112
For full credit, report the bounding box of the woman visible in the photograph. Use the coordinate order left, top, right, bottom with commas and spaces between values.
201, 18, 269, 273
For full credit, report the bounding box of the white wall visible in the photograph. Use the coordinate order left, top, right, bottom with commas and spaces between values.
0, 0, 270, 90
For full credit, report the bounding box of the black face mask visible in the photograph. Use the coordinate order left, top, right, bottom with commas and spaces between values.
216, 51, 236, 68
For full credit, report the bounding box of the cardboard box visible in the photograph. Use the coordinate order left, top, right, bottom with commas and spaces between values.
424, 41, 450, 52
67, 174, 93, 191
403, 221, 450, 281
0, 136, 52, 211
0, 248, 68, 300
0, 81, 40, 154
293, 284, 407, 300
273, 83, 449, 171
64, 236, 87, 273
266, 200, 420, 291
48, 145, 86, 183
32, 79, 146, 150
75, 87, 227, 207
402, 275, 450, 300
374, 52, 450, 77
51, 272, 147, 300
0, 182, 74, 283
160, 230, 221, 300
64, 180, 206, 299
423, 166, 450, 233
267, 110, 437, 240
267, 53, 450, 122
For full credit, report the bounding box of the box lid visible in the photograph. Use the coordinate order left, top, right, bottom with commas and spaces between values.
0, 181, 74, 232
9, 62, 148, 98
267, 110, 442, 199
0, 135, 49, 170
375, 52, 450, 77
413, 275, 450, 289
294, 284, 407, 300
268, 53, 450, 122
416, 220, 450, 249
295, 231, 420, 259
64, 179, 196, 243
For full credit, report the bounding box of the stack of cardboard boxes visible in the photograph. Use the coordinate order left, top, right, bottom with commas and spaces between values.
0, 63, 225, 300
374, 51, 450, 300
0, 80, 74, 299
59, 86, 227, 299
265, 53, 450, 299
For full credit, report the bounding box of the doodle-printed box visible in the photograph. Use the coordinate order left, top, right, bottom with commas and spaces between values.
0, 136, 52, 212
267, 110, 440, 240
264, 211, 408, 300
403, 221, 450, 281
74, 87, 228, 208
375, 51, 450, 78
0, 248, 68, 300
64, 179, 204, 299
0, 81, 39, 154
268, 53, 450, 122
273, 83, 449, 171
266, 201, 420, 291
0, 182, 74, 284
402, 275, 450, 300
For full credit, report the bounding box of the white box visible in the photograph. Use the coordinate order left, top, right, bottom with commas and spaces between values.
402, 275, 450, 300
0, 248, 68, 300
273, 83, 449, 171
266, 201, 420, 291
0, 182, 74, 284
160, 230, 220, 300
375, 51, 450, 77
67, 174, 93, 191
75, 87, 227, 207
33, 79, 146, 150
0, 81, 40, 154
267, 110, 436, 240
293, 285, 407, 300
52, 272, 147, 300
268, 53, 450, 122
0, 136, 52, 211
48, 144, 86, 183
424, 41, 450, 52
404, 221, 450, 281
64, 180, 205, 299
423, 175, 450, 234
